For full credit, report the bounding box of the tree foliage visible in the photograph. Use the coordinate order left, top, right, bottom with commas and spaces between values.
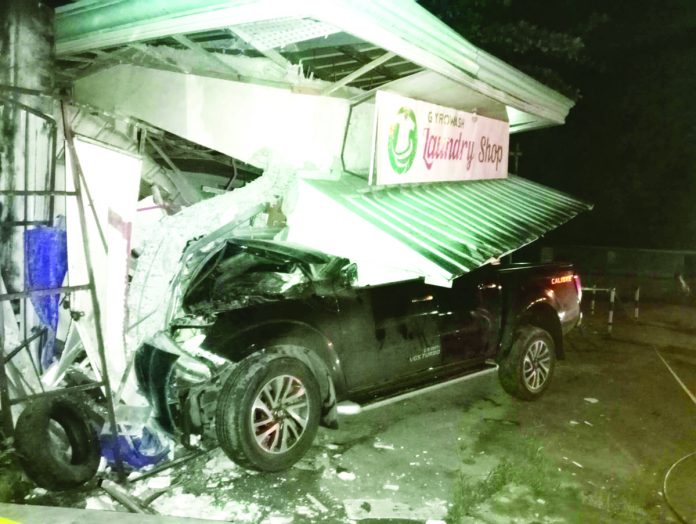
420, 0, 607, 99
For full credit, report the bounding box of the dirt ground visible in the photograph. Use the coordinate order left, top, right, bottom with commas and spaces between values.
18, 301, 696, 523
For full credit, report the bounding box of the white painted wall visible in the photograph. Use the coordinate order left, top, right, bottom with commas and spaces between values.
286, 178, 451, 287
342, 101, 375, 175
74, 65, 353, 174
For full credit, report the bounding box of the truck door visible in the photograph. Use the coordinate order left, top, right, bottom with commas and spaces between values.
433, 270, 501, 364
340, 278, 442, 391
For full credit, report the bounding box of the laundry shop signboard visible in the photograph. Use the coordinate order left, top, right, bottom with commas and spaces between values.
371, 91, 509, 186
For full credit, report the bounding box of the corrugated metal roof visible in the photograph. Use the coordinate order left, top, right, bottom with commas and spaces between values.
55, 0, 574, 127
308, 175, 592, 279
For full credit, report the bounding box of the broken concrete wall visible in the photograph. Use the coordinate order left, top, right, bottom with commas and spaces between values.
126, 169, 294, 356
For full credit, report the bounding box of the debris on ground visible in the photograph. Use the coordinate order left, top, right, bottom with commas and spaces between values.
150, 487, 262, 521
84, 495, 116, 511
584, 398, 599, 404
294, 505, 316, 518
204, 451, 237, 476
101, 479, 152, 514
146, 475, 172, 490
337, 471, 356, 481
343, 498, 448, 521
261, 514, 292, 524
305, 493, 328, 513
27, 488, 48, 498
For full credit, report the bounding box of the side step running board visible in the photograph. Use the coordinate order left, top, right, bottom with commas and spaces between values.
337, 363, 498, 415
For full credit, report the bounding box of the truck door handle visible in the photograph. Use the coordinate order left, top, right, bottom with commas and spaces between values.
477, 283, 498, 290
411, 294, 434, 303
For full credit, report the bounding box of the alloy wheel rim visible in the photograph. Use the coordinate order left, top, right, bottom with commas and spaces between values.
250, 375, 309, 454
522, 339, 551, 392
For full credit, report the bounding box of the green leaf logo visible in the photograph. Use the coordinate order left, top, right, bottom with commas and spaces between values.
387, 107, 418, 174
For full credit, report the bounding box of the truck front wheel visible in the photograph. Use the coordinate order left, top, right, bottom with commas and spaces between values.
215, 353, 321, 471
499, 326, 556, 401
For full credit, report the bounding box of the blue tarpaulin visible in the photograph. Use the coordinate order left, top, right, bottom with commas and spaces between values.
100, 425, 170, 470
24, 226, 68, 370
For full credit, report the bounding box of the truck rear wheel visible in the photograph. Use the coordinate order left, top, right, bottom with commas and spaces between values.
499, 325, 556, 401
215, 353, 320, 472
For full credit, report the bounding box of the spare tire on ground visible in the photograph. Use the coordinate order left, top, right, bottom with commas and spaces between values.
14, 396, 101, 491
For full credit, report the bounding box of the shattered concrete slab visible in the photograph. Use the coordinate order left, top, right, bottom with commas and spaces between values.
126, 170, 294, 356
150, 487, 262, 522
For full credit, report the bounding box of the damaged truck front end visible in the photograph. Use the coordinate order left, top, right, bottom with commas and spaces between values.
134, 233, 356, 452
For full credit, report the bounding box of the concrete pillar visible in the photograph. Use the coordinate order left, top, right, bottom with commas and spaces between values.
0, 0, 55, 293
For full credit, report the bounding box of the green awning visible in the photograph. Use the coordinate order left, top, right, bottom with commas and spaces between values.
307, 175, 592, 279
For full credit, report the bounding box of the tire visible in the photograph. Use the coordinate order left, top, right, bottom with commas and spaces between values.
14, 396, 101, 490
215, 353, 321, 472
499, 325, 556, 401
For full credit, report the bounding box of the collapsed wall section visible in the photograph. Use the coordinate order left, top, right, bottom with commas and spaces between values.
125, 169, 295, 355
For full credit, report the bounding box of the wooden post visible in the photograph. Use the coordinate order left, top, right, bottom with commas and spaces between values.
634, 287, 640, 320
590, 285, 596, 315
608, 288, 616, 335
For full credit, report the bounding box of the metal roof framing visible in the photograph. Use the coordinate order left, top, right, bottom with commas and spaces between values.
55, 0, 575, 127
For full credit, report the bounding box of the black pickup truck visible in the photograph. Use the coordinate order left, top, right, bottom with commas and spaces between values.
135, 237, 582, 472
